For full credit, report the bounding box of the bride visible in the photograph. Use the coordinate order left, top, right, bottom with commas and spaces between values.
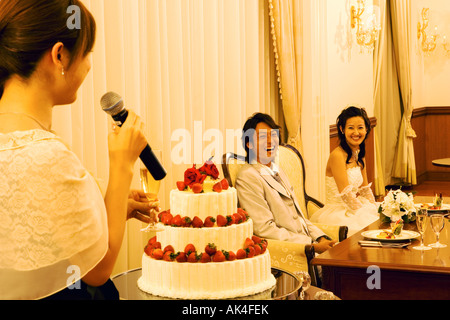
310, 106, 379, 236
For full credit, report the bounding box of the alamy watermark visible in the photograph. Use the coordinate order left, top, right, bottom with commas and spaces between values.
170, 122, 279, 165
66, 265, 81, 290
366, 265, 381, 290
67, 5, 81, 30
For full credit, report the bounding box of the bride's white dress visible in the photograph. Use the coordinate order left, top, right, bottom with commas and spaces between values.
310, 167, 379, 236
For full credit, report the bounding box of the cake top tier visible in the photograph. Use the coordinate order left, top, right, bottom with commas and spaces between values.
176, 161, 229, 193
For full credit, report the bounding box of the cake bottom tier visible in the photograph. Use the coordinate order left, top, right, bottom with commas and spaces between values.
138, 250, 276, 300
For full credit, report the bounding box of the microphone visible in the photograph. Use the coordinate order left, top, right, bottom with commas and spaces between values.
101, 92, 167, 181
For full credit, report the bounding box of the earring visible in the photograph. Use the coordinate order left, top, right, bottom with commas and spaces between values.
61, 67, 65, 76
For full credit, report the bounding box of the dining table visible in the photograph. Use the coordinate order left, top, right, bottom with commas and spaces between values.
432, 158, 450, 168
311, 216, 450, 300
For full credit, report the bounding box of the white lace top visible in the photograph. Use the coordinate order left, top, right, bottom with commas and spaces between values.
0, 130, 108, 299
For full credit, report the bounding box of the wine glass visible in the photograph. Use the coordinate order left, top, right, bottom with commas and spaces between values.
413, 208, 432, 251
139, 151, 163, 232
428, 214, 447, 248
295, 271, 311, 299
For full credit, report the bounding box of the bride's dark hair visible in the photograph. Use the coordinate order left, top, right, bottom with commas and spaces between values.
336, 106, 371, 168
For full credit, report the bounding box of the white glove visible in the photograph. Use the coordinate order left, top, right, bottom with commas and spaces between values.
358, 183, 376, 204
339, 185, 363, 211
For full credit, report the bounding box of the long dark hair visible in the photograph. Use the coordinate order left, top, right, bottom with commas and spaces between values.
242, 113, 281, 163
336, 106, 371, 168
0, 0, 96, 99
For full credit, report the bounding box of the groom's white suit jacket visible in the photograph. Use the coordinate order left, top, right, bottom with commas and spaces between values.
235, 163, 326, 244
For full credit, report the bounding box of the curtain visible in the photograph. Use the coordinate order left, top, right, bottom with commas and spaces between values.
373, 0, 409, 190
52, 0, 278, 276
372, 0, 386, 197
269, 0, 303, 153
390, 0, 417, 185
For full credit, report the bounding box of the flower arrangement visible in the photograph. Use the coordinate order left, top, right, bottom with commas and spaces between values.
378, 189, 417, 223
177, 161, 229, 193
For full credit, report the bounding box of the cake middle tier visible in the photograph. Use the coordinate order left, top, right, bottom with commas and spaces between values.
156, 219, 253, 253
169, 188, 237, 220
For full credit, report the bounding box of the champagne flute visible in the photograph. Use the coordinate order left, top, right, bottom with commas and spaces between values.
295, 271, 311, 299
140, 151, 163, 232
428, 214, 447, 248
413, 208, 431, 251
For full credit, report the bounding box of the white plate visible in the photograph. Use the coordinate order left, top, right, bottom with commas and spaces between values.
361, 229, 420, 242
424, 203, 450, 213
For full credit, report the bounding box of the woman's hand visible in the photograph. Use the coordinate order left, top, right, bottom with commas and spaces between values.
127, 190, 160, 223
108, 110, 148, 171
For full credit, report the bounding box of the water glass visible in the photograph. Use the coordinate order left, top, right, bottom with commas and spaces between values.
428, 214, 447, 248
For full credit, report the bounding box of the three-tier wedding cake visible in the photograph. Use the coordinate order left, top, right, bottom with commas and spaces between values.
137, 162, 276, 299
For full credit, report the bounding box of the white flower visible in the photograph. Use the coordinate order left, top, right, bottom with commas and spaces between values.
379, 189, 416, 222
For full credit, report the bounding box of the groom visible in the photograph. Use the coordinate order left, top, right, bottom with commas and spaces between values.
235, 113, 336, 253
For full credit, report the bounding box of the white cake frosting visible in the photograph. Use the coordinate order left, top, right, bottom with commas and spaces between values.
138, 170, 276, 299
169, 188, 237, 220
138, 250, 275, 300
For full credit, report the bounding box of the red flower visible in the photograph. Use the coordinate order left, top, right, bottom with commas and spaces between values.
184, 165, 200, 187
199, 162, 219, 180
184, 165, 207, 187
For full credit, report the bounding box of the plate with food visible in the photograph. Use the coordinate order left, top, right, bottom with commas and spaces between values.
421, 194, 449, 213
361, 229, 420, 242
421, 203, 450, 213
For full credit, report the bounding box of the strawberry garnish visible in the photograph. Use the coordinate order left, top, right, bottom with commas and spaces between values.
148, 236, 157, 246
227, 251, 236, 261
171, 214, 183, 227
182, 216, 192, 227
246, 246, 255, 258
187, 252, 198, 263
163, 245, 175, 253
243, 237, 254, 249
236, 249, 247, 260
259, 242, 267, 254
191, 183, 203, 194
144, 245, 153, 257
252, 235, 262, 244
253, 244, 261, 256
212, 250, 226, 262
212, 182, 222, 193
184, 244, 196, 255
161, 212, 173, 225
226, 215, 235, 226
152, 241, 162, 250
176, 181, 186, 191
163, 251, 175, 261
233, 213, 242, 224
205, 243, 217, 256
220, 178, 229, 190
204, 216, 216, 228
175, 252, 187, 263
237, 208, 249, 221
216, 215, 228, 227
199, 252, 211, 263
152, 249, 164, 260
191, 216, 204, 228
